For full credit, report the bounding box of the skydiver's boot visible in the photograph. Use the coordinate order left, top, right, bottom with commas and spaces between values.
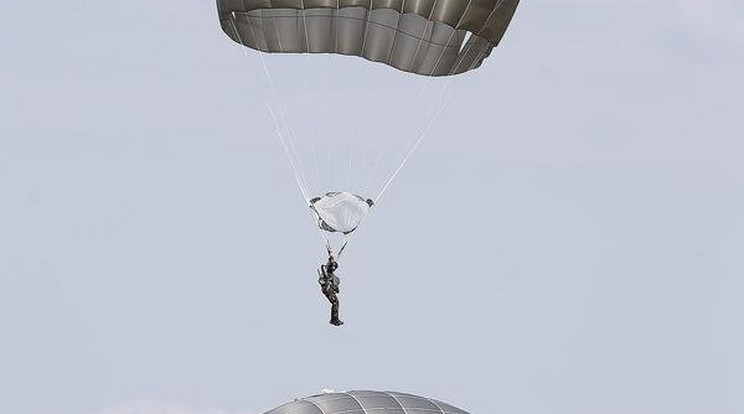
330, 303, 343, 326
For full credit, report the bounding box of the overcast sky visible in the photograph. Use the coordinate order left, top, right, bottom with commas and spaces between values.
1, 1, 743, 414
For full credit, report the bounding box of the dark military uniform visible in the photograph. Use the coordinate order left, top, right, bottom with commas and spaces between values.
319, 259, 343, 326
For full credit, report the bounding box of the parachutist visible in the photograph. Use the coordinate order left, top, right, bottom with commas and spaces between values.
318, 255, 343, 326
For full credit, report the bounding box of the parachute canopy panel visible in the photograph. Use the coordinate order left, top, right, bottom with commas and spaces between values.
216, 0, 520, 76
265, 391, 471, 414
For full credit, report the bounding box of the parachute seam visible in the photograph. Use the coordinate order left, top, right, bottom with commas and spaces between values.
301, 0, 311, 52
303, 400, 328, 414
426, 398, 447, 414
449, 0, 506, 75
382, 391, 410, 414
385, 0, 407, 66
360, 0, 373, 56
343, 392, 370, 414
425, 0, 477, 77
407, 0, 439, 72
334, 0, 340, 53
271, 8, 286, 52
464, 39, 490, 72
463, 21, 502, 72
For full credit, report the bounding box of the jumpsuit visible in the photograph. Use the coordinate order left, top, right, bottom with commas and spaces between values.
319, 264, 342, 325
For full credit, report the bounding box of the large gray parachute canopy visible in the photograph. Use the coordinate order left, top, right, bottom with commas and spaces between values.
216, 0, 519, 76
264, 390, 472, 414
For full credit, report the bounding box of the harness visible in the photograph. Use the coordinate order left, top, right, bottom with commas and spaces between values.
318, 265, 340, 293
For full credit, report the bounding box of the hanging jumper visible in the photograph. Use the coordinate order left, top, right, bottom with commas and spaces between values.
318, 257, 343, 326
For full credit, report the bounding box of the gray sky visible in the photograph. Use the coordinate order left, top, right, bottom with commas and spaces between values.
1, 1, 743, 414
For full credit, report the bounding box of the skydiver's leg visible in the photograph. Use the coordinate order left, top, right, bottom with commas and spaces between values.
322, 288, 337, 324
329, 294, 342, 326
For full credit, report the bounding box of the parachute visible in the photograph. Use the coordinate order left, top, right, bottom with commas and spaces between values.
216, 0, 519, 256
310, 192, 374, 235
217, 0, 520, 76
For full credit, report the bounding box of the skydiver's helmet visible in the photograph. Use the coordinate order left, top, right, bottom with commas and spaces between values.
327, 257, 338, 272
